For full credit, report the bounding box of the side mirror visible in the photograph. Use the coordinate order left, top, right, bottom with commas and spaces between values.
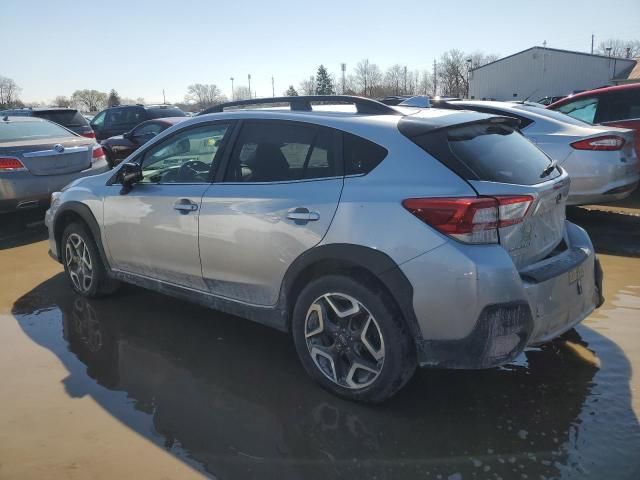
118, 162, 142, 195
123, 131, 133, 140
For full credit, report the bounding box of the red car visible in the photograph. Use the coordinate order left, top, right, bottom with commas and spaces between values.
547, 83, 640, 154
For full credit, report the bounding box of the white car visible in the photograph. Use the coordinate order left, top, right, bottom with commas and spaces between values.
447, 101, 639, 205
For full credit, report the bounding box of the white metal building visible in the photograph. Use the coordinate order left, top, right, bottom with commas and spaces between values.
469, 46, 637, 101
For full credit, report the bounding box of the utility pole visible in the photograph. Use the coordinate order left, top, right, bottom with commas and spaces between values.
591, 34, 594, 54
162, 89, 166, 104
341, 63, 346, 94
271, 76, 275, 97
403, 66, 407, 94
230, 77, 234, 100
433, 59, 437, 97
466, 58, 472, 99
248, 74, 252, 99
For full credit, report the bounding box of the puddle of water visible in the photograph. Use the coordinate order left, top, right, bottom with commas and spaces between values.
6, 257, 639, 480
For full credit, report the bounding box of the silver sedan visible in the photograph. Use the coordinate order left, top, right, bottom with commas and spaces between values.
0, 116, 109, 213
449, 101, 639, 205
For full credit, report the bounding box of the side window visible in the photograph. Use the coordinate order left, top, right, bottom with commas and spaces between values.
139, 123, 229, 184
91, 111, 106, 128
224, 122, 336, 182
126, 107, 146, 125
601, 91, 640, 122
556, 97, 598, 124
133, 123, 163, 138
105, 108, 123, 128
343, 132, 388, 175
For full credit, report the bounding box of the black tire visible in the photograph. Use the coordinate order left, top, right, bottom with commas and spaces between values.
292, 274, 416, 403
61, 222, 120, 298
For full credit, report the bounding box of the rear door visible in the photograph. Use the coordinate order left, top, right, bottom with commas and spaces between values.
198, 120, 343, 306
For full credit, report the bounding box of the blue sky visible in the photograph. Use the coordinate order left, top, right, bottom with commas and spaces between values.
3, 0, 639, 103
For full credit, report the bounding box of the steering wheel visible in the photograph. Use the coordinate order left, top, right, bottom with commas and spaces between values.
178, 160, 210, 181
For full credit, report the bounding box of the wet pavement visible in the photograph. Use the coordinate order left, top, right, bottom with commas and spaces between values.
1, 198, 639, 480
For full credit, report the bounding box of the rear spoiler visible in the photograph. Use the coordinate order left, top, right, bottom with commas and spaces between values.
398, 114, 521, 138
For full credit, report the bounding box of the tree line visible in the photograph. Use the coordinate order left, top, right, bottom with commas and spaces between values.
2, 38, 638, 112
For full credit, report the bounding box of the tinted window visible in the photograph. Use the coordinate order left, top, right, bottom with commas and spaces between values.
0, 120, 73, 142
445, 123, 559, 185
134, 122, 164, 137
140, 123, 229, 184
91, 110, 106, 128
555, 97, 598, 123
224, 122, 336, 182
106, 107, 145, 127
343, 132, 388, 175
147, 107, 186, 118
33, 110, 88, 127
601, 90, 640, 122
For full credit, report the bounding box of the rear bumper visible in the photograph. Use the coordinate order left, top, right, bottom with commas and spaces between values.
567, 179, 639, 206
0, 161, 108, 213
400, 220, 600, 369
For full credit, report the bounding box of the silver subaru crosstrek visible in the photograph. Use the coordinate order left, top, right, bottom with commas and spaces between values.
45, 96, 603, 403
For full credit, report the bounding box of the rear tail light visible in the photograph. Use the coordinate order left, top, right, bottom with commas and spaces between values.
402, 196, 533, 244
0, 157, 27, 171
81, 131, 96, 139
92, 145, 106, 164
571, 135, 625, 151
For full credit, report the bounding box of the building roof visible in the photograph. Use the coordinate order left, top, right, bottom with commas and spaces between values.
471, 46, 636, 72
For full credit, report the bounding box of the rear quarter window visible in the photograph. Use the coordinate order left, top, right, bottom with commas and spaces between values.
343, 132, 388, 175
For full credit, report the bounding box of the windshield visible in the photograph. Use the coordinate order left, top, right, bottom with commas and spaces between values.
516, 104, 592, 126
0, 119, 74, 142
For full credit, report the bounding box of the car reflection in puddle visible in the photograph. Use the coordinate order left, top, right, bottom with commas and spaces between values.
12, 274, 638, 480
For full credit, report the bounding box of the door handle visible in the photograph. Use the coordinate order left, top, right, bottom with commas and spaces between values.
174, 198, 198, 214
286, 207, 320, 223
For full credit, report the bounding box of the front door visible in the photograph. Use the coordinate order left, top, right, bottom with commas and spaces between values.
199, 120, 343, 306
103, 121, 232, 289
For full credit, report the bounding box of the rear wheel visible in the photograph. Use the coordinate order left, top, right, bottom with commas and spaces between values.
292, 275, 416, 403
62, 223, 119, 297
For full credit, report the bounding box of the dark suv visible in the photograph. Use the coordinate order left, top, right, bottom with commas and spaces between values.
90, 104, 186, 141
0, 107, 95, 138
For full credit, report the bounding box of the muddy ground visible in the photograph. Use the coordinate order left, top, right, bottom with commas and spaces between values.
1, 191, 639, 480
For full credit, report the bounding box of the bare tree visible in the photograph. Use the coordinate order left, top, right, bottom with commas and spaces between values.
469, 51, 499, 69
354, 59, 384, 97
52, 95, 72, 107
0, 76, 22, 108
71, 89, 108, 112
298, 76, 316, 96
437, 49, 469, 98
233, 86, 251, 100
384, 64, 404, 95
596, 39, 640, 58
185, 83, 225, 109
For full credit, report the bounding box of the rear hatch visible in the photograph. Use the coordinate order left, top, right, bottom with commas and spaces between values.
32, 109, 94, 137
1, 136, 93, 176
401, 115, 570, 270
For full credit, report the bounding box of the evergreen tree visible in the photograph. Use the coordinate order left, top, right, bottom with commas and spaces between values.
314, 65, 334, 95
285, 85, 298, 96
107, 89, 121, 107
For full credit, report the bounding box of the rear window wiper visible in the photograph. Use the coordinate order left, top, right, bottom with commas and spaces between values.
540, 159, 557, 178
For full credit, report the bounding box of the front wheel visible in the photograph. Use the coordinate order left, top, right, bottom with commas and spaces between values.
292, 275, 416, 403
62, 223, 119, 297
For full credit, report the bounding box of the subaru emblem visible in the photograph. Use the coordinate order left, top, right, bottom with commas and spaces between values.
54, 144, 65, 153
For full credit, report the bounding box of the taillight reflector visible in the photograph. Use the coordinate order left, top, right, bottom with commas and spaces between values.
0, 157, 26, 171
571, 135, 625, 151
91, 145, 106, 164
402, 196, 533, 244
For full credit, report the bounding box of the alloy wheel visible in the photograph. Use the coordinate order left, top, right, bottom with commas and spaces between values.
304, 293, 385, 389
65, 233, 93, 293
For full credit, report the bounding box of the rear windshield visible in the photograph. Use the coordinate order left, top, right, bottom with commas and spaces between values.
147, 107, 186, 118
446, 123, 559, 185
33, 110, 89, 127
0, 120, 73, 142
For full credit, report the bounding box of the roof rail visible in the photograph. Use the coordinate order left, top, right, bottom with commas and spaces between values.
198, 95, 401, 116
